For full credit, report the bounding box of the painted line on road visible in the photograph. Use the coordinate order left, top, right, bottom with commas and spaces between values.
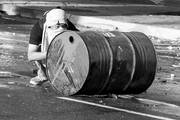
57, 97, 175, 120
138, 98, 179, 108
118, 95, 180, 108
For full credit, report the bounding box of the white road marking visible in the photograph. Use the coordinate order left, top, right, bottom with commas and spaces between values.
118, 95, 180, 108
57, 97, 176, 120
137, 98, 179, 108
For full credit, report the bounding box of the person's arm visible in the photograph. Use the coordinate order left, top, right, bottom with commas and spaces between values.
66, 19, 79, 31
28, 20, 46, 61
27, 44, 47, 61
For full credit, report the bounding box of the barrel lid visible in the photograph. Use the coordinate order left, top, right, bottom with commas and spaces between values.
46, 31, 89, 96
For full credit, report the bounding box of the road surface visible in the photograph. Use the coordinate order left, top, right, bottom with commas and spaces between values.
1, 1, 180, 119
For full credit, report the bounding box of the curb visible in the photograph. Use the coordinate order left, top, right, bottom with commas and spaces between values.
69, 15, 180, 41
0, 1, 180, 41
0, 1, 157, 7
1, 15, 180, 41
0, 10, 179, 41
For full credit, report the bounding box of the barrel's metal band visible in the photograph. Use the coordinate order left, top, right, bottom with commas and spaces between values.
121, 33, 136, 91
97, 34, 114, 94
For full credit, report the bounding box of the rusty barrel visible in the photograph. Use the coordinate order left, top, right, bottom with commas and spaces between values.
46, 31, 157, 96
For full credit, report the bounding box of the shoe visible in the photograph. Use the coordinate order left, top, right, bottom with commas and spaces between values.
30, 76, 48, 86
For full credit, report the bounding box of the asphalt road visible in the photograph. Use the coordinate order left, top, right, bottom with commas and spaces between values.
1, 1, 180, 119
0, 19, 180, 120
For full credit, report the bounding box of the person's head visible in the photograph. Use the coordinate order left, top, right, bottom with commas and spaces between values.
44, 8, 67, 42
45, 8, 67, 30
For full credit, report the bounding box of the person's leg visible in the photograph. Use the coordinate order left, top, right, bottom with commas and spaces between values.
30, 46, 48, 85
36, 60, 47, 80
30, 60, 48, 85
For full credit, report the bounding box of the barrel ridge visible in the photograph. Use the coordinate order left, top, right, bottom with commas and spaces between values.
100, 31, 135, 94
123, 32, 157, 94
77, 31, 111, 94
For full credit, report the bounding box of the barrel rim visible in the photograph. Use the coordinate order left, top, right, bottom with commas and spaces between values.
46, 30, 91, 95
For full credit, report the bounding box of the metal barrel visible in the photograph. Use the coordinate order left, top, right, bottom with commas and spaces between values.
46, 31, 157, 96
